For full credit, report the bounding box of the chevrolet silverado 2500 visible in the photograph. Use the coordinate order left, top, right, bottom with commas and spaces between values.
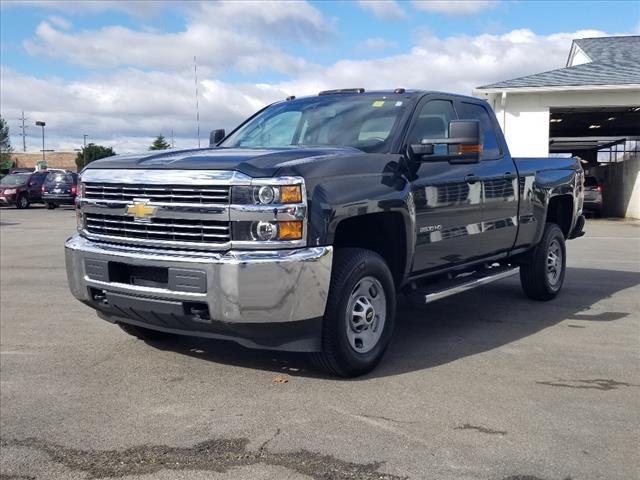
66, 89, 585, 377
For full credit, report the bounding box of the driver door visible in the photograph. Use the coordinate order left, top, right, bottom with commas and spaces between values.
406, 97, 486, 273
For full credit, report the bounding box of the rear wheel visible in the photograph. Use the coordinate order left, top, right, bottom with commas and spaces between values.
311, 248, 396, 377
46, 202, 57, 210
118, 323, 173, 341
519, 223, 566, 301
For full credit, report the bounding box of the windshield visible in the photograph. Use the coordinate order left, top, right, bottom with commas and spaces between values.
221, 95, 409, 153
1, 174, 30, 186
45, 173, 76, 185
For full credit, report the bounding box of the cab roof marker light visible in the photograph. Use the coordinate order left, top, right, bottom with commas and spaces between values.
394, 88, 406, 94
318, 88, 365, 96
286, 95, 296, 101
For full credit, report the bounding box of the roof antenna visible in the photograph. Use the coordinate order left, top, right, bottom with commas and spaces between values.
194, 55, 201, 148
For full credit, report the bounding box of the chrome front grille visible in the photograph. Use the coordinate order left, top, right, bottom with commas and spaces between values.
85, 213, 230, 244
84, 183, 230, 204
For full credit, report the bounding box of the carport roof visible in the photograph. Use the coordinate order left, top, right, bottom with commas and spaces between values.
477, 35, 640, 90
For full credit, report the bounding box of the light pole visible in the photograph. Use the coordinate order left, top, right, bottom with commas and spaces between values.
83, 134, 88, 167
35, 121, 46, 163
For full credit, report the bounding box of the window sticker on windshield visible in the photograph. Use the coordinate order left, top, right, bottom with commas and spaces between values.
371, 100, 385, 107
395, 101, 403, 107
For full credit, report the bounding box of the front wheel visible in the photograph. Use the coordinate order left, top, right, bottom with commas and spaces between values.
16, 194, 29, 209
311, 248, 396, 377
519, 223, 566, 301
46, 202, 57, 210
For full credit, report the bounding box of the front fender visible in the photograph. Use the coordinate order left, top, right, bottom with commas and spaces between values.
305, 169, 415, 280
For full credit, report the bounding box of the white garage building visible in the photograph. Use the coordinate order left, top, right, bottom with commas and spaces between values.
474, 35, 640, 218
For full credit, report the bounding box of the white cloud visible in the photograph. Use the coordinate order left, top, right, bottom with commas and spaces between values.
356, 1, 407, 20
412, 0, 499, 15
360, 37, 398, 50
23, 20, 312, 75
22, 1, 332, 75
47, 15, 71, 30
2, 28, 625, 153
2, 0, 167, 17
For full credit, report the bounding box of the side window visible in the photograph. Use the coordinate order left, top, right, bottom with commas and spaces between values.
458, 102, 501, 159
238, 111, 301, 147
408, 99, 456, 145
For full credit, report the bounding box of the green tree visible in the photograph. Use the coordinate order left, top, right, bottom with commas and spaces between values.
76, 143, 116, 170
149, 135, 170, 150
0, 116, 15, 175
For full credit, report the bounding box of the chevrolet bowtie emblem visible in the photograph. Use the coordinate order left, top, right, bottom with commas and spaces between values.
126, 200, 156, 222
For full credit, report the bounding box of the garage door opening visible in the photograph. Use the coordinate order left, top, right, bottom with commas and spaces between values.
549, 106, 640, 218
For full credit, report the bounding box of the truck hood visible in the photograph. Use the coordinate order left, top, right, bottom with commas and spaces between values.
85, 146, 363, 178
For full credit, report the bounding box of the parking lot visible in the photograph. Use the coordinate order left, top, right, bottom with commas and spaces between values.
0, 206, 638, 480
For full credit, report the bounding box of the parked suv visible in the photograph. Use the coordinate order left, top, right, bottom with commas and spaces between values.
43, 171, 79, 209
0, 171, 49, 208
583, 176, 603, 216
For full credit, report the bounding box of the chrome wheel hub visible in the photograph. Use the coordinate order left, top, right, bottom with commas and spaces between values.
345, 276, 386, 353
546, 239, 563, 286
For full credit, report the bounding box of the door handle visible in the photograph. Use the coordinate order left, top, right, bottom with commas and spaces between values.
503, 172, 516, 180
464, 174, 479, 184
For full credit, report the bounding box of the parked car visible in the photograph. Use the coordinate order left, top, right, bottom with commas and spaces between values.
43, 171, 79, 209
583, 175, 603, 216
0, 171, 49, 208
65, 88, 585, 377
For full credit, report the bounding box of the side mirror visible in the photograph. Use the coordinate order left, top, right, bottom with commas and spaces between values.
408, 119, 482, 164
209, 129, 225, 147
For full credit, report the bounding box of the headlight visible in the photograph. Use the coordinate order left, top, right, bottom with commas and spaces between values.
233, 220, 303, 242
230, 176, 306, 247
3, 189, 17, 195
232, 184, 302, 205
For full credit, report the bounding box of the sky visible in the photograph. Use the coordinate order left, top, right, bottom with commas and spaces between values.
1, 0, 639, 153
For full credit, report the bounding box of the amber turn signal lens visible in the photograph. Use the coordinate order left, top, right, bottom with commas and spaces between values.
278, 221, 303, 240
459, 144, 483, 154
280, 185, 302, 204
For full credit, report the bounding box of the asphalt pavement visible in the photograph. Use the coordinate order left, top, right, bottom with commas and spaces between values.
1, 206, 639, 480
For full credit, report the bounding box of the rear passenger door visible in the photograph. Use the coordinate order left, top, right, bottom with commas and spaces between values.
406, 97, 486, 273
29, 172, 48, 200
455, 100, 519, 257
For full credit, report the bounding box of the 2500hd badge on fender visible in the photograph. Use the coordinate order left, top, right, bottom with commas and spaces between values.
66, 89, 585, 377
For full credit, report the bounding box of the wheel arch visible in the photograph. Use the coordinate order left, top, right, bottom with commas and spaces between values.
332, 212, 409, 289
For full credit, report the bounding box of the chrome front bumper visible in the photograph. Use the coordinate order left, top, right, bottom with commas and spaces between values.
65, 235, 333, 325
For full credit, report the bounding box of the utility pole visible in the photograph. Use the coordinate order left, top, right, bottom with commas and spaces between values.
35, 121, 45, 163
194, 56, 201, 148
18, 111, 28, 152
83, 134, 88, 168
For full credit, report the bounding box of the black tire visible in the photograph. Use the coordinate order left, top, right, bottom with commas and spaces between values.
519, 223, 566, 301
118, 322, 173, 341
46, 202, 57, 210
16, 194, 29, 209
311, 248, 396, 377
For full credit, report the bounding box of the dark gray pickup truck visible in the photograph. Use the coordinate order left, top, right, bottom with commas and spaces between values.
66, 89, 585, 377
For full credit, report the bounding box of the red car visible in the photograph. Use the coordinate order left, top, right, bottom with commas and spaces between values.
0, 171, 49, 208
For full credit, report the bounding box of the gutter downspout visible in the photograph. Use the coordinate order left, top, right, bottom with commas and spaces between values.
501, 91, 507, 136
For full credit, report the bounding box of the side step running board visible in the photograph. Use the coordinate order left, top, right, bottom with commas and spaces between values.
408, 265, 519, 304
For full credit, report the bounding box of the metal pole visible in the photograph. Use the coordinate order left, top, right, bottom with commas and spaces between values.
35, 121, 46, 166
194, 56, 200, 148
21, 111, 26, 152
83, 134, 87, 167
